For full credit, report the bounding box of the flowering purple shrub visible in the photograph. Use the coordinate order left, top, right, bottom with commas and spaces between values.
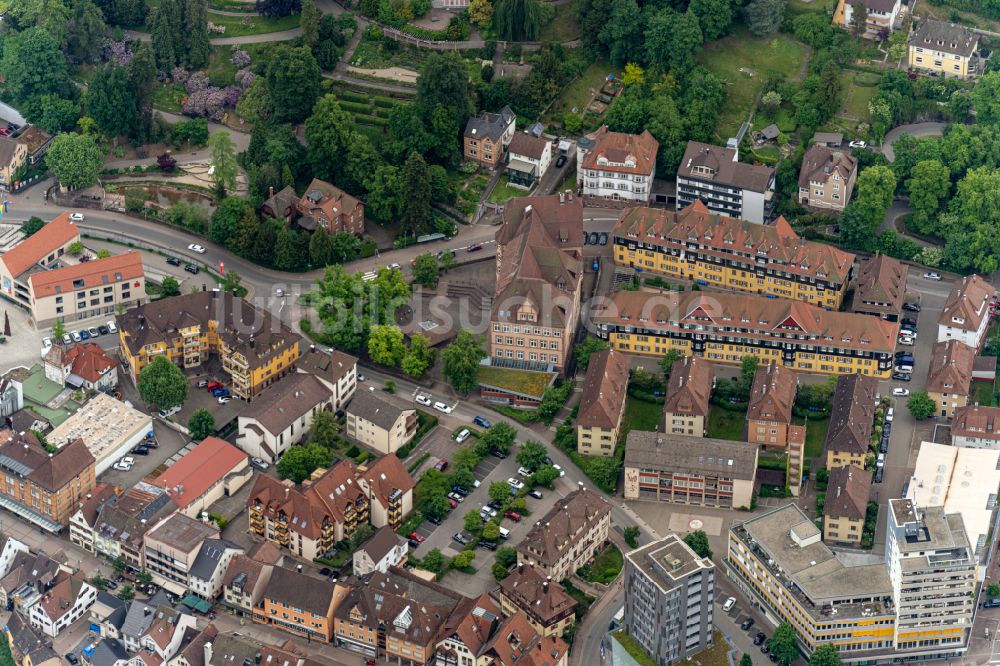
171, 67, 190, 84
235, 69, 256, 89
185, 71, 211, 94
103, 39, 134, 67
231, 49, 251, 69
183, 87, 228, 120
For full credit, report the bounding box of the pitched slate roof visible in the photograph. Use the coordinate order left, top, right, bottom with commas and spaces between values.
926, 339, 975, 397
29, 252, 144, 299
825, 464, 870, 520
508, 132, 549, 161
577, 349, 629, 430
953, 404, 1000, 441
243, 372, 331, 436
296, 347, 357, 385
347, 390, 411, 431
189, 538, 242, 582
614, 201, 855, 286
0, 432, 94, 492
263, 566, 337, 616
581, 126, 659, 176
439, 594, 501, 658
678, 141, 774, 193
824, 374, 877, 458
481, 611, 568, 666
359, 454, 415, 507
55, 343, 118, 383
517, 489, 611, 569
909, 18, 978, 57
498, 564, 577, 625
747, 362, 796, 425
939, 275, 996, 334
854, 254, 906, 315
464, 106, 515, 141
663, 356, 713, 418
357, 525, 406, 564
798, 145, 857, 189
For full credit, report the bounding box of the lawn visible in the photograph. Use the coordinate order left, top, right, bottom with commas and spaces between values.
838, 71, 877, 122
580, 544, 624, 583
621, 397, 663, 442
488, 175, 529, 204
477, 366, 556, 400
786, 0, 836, 14
973, 379, 998, 407
538, 0, 582, 43
687, 631, 731, 666
544, 59, 616, 123
706, 404, 746, 441
153, 82, 186, 113
697, 28, 808, 139
351, 36, 430, 71
919, 0, 1000, 35
612, 631, 657, 666
794, 415, 830, 459
0, 633, 14, 666
208, 12, 301, 37
206, 46, 239, 88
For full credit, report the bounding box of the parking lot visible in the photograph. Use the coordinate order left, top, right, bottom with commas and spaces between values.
96, 420, 191, 488
169, 370, 251, 430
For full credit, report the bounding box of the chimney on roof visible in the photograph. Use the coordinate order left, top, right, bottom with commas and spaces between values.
269, 186, 274, 199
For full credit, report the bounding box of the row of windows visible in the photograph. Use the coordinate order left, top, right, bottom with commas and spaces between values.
493, 349, 559, 363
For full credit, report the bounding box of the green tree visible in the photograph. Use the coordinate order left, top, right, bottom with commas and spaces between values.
127, 43, 157, 140
210, 198, 250, 246
743, 0, 784, 36
422, 548, 446, 573
587, 457, 621, 491
416, 52, 473, 124
222, 270, 243, 295
368, 325, 407, 367
97, 249, 112, 259
907, 160, 950, 233
8, 0, 71, 43
160, 276, 181, 298
624, 526, 640, 548
482, 521, 501, 541
575, 337, 609, 370
402, 334, 436, 378
816, 61, 842, 122
26, 95, 79, 135
400, 152, 432, 238
644, 8, 703, 72
273, 227, 306, 271
138, 356, 188, 410
309, 410, 340, 449
237, 78, 274, 124
453, 550, 475, 569
494, 0, 541, 40
68, 0, 111, 63
53, 320, 66, 339
907, 392, 937, 420
187, 409, 215, 440
688, 0, 732, 40
464, 510, 483, 533
150, 0, 182, 69
442, 331, 487, 394
493, 562, 511, 580
682, 530, 712, 558
411, 253, 440, 288
118, 584, 135, 601
739, 656, 753, 666
301, 0, 322, 47
658, 349, 681, 379
988, 583, 1000, 598
532, 465, 560, 488
266, 46, 322, 123
46, 133, 103, 190
740, 355, 760, 386
770, 623, 799, 666
857, 165, 897, 211
349, 523, 375, 550
0, 27, 70, 103
809, 644, 842, 666
89, 64, 138, 138
489, 481, 512, 502
112, 557, 127, 573
209, 132, 239, 195
184, 0, 210, 69
848, 2, 868, 37
276, 443, 331, 483
482, 422, 517, 455
516, 440, 548, 472
22, 217, 45, 237
422, 493, 451, 520
972, 71, 1000, 125
839, 200, 882, 252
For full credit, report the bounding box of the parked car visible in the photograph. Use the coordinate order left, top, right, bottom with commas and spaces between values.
433, 401, 454, 414
427, 514, 442, 525
487, 499, 503, 511
874, 467, 884, 483
206, 381, 223, 391
741, 618, 755, 631
507, 477, 525, 490
451, 486, 469, 497
985, 598, 1000, 609
409, 531, 424, 543
188, 244, 206, 254
555, 154, 567, 168
80, 330, 90, 340
892, 388, 910, 397
433, 460, 449, 471
466, 243, 483, 252
250, 457, 269, 471
62, 334, 72, 345
218, 396, 233, 404
517, 466, 531, 478
452, 532, 470, 545
69, 212, 85, 221
87, 327, 100, 338
198, 379, 210, 388
480, 506, 498, 519
98, 325, 110, 336
112, 461, 132, 471
479, 540, 498, 551
166, 256, 182, 266
416, 394, 433, 406
447, 492, 464, 503
901, 317, 918, 329
71, 330, 82, 342
898, 336, 915, 346
877, 453, 885, 466
880, 439, 888, 454
66, 654, 79, 665
892, 371, 912, 382
849, 139, 867, 149
41, 337, 53, 351
455, 428, 471, 443
158, 405, 181, 418
754, 633, 766, 646
552, 463, 565, 477
723, 597, 737, 612
131, 446, 149, 456
761, 640, 770, 654
886, 408, 895, 422
184, 264, 199, 274
923, 271, 942, 280
599, 232, 609, 245
492, 449, 508, 459
528, 490, 543, 499
105, 580, 118, 590
211, 388, 230, 398
504, 511, 522, 522
107, 320, 118, 334
473, 416, 492, 429
903, 301, 921, 312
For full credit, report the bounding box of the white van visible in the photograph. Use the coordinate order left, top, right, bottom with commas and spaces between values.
158, 405, 181, 419
498, 526, 511, 540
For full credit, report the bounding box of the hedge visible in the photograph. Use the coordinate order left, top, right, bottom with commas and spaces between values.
338, 100, 377, 114
407, 452, 430, 474
397, 410, 438, 458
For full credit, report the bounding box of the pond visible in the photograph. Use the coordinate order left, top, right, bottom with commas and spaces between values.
122, 184, 216, 213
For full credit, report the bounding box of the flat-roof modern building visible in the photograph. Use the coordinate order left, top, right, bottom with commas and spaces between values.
143, 513, 220, 595
623, 535, 715, 665
45, 393, 151, 476
623, 431, 757, 509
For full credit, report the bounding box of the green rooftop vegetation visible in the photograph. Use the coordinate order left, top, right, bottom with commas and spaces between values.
477, 366, 555, 399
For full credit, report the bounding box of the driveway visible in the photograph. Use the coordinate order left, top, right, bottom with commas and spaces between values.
880, 122, 946, 161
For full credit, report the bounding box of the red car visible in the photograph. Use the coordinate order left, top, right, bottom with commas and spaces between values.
504, 511, 522, 522
449, 498, 458, 509
434, 460, 449, 471
206, 381, 223, 391
409, 531, 424, 543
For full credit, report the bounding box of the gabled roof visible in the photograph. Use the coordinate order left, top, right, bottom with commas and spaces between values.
497, 564, 577, 624
854, 254, 906, 315
189, 538, 243, 582
508, 132, 549, 161
614, 201, 855, 285
517, 489, 611, 568
747, 362, 796, 424
262, 567, 337, 617
75, 482, 118, 528
0, 213, 80, 279
359, 454, 415, 507
663, 356, 713, 418
0, 137, 21, 168
52, 343, 118, 383
152, 437, 246, 509
581, 126, 658, 176
347, 390, 412, 431
440, 594, 500, 657
926, 339, 975, 397
464, 106, 515, 141
678, 141, 775, 193
953, 404, 1000, 441
824, 374, 877, 458
825, 465, 870, 521
909, 18, 978, 57
595, 290, 898, 354
798, 145, 857, 189
480, 611, 568, 666
357, 525, 406, 563
0, 432, 93, 492
175, 624, 219, 666
295, 178, 362, 229
296, 347, 357, 385
35, 572, 91, 622
577, 349, 629, 430
29, 252, 144, 299
242, 372, 332, 436
939, 275, 995, 333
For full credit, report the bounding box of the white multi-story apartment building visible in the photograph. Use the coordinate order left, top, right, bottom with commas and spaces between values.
236, 372, 334, 464
839, 0, 902, 36
952, 405, 1000, 448
676, 141, 776, 223
577, 126, 659, 205
297, 348, 358, 411
937, 274, 996, 349
27, 573, 98, 637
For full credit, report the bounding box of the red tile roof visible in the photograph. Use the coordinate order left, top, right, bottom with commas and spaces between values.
60, 343, 117, 383
30, 252, 144, 299
152, 437, 246, 509
1, 213, 80, 279
577, 349, 629, 430
582, 127, 659, 176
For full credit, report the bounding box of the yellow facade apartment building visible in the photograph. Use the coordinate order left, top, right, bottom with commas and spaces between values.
613, 201, 855, 309
117, 291, 300, 400
595, 290, 898, 378
908, 18, 980, 79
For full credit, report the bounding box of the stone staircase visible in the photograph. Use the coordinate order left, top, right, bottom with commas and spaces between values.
446, 280, 493, 311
